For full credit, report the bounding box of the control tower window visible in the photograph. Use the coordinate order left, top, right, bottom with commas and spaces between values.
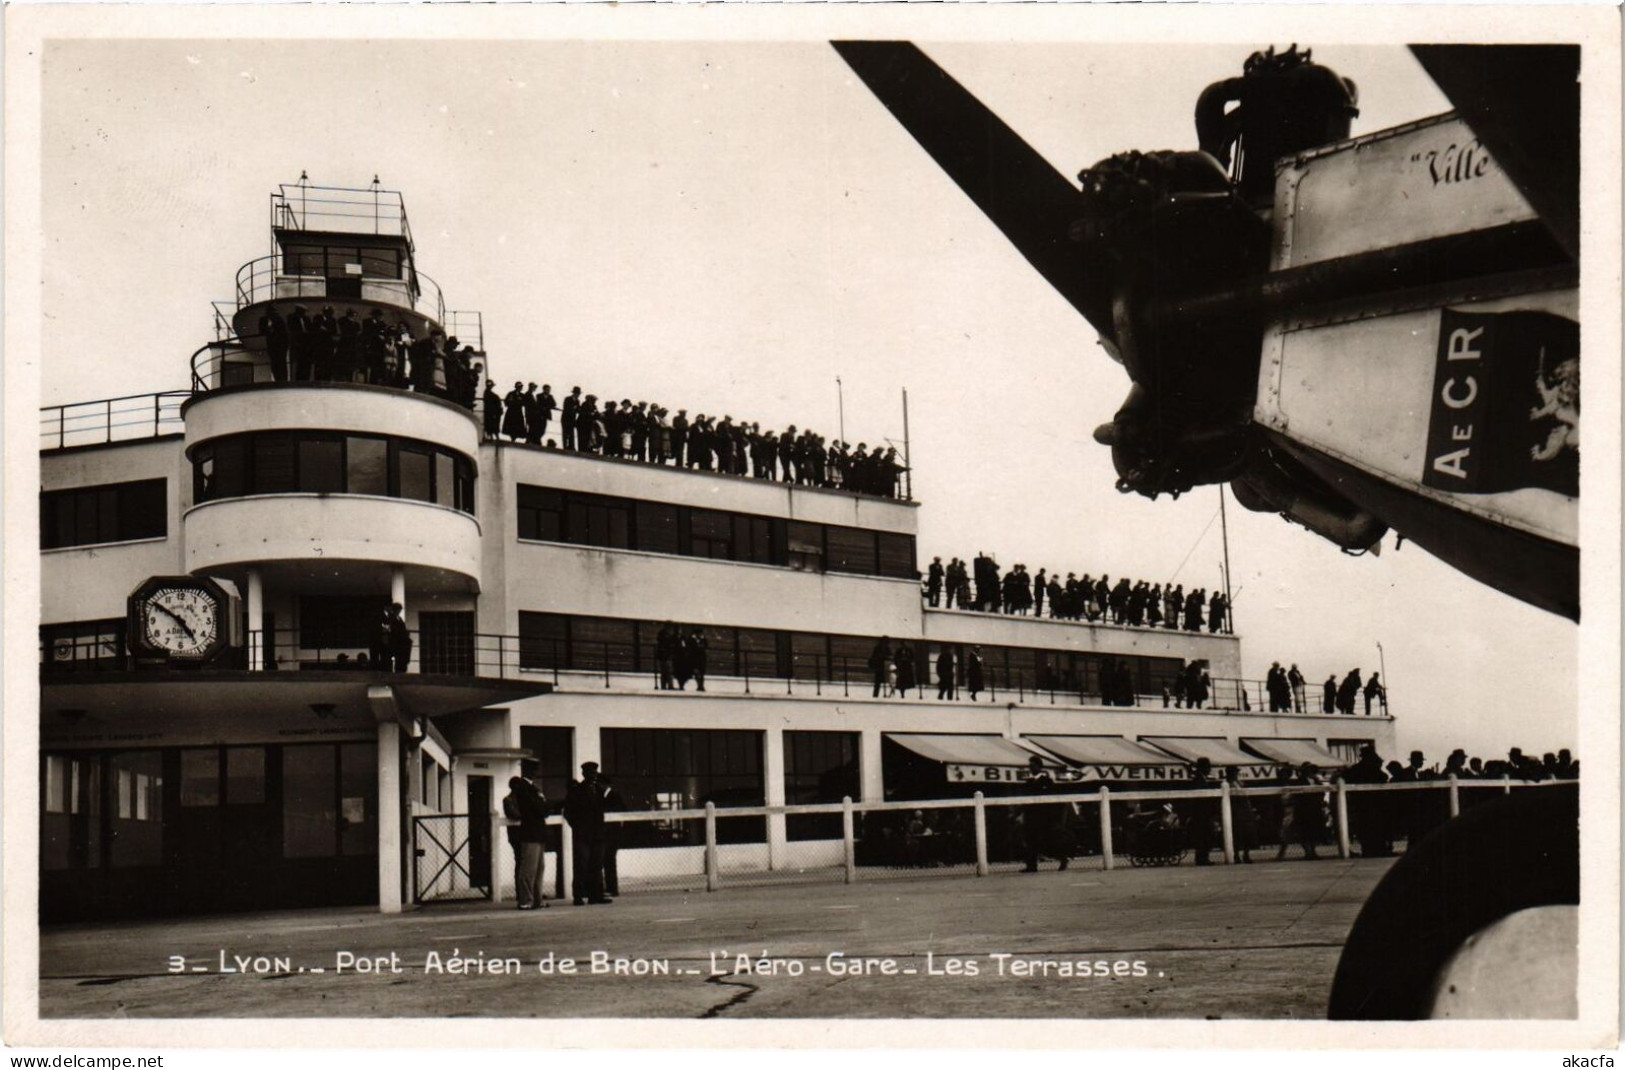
282, 244, 402, 280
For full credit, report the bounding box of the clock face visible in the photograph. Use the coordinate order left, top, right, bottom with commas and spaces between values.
139, 586, 221, 658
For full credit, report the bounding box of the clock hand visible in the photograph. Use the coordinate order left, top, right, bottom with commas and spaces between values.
152, 601, 197, 642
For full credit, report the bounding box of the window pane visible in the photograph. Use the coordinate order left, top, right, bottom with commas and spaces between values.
519, 612, 569, 669
283, 745, 337, 858
826, 527, 878, 575
284, 245, 325, 275
119, 480, 167, 539
399, 448, 432, 503
299, 439, 344, 494
212, 438, 247, 498
877, 533, 917, 579
109, 751, 163, 868
434, 453, 455, 507
226, 747, 266, 805
72, 492, 100, 546
634, 501, 680, 554
253, 437, 297, 494
573, 617, 636, 671
347, 437, 388, 496
180, 749, 220, 807
360, 249, 399, 278
339, 742, 377, 856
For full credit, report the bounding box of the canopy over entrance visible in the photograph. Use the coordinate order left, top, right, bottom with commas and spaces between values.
1025, 735, 1190, 783
1241, 738, 1347, 769
1140, 736, 1277, 780
885, 733, 1061, 785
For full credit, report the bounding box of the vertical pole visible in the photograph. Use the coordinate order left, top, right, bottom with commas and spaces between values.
764, 728, 787, 871
1448, 774, 1461, 818
390, 567, 407, 671
704, 802, 720, 892
376, 720, 404, 914
154, 394, 161, 438
1502, 774, 1512, 795
1219, 779, 1235, 864
1097, 786, 1114, 871
246, 568, 264, 671
1334, 780, 1351, 859
901, 387, 912, 501
1219, 484, 1234, 633
105, 400, 113, 444
973, 792, 989, 877
842, 797, 856, 885
836, 377, 845, 446
491, 810, 507, 905
560, 821, 574, 902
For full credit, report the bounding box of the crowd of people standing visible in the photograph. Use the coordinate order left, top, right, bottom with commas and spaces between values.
924, 555, 1230, 634
481, 384, 908, 499
255, 304, 484, 410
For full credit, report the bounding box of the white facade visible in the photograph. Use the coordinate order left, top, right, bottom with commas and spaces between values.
37, 183, 1397, 922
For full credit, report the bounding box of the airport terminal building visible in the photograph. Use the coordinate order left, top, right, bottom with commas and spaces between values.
38, 183, 1398, 922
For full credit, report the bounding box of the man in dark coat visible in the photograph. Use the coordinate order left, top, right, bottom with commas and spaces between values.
1323, 674, 1338, 714
1337, 669, 1362, 715
563, 762, 612, 905
523, 383, 543, 445
1186, 757, 1217, 865
926, 557, 944, 607
685, 629, 708, 691
868, 637, 892, 698
562, 387, 582, 450
503, 776, 550, 909
482, 381, 503, 440
286, 304, 313, 381
1020, 756, 1071, 872
966, 646, 986, 701
935, 645, 956, 700
536, 385, 556, 446
386, 602, 412, 672
259, 305, 289, 382
502, 382, 528, 442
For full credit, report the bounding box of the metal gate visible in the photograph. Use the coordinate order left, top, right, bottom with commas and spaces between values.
412, 814, 491, 904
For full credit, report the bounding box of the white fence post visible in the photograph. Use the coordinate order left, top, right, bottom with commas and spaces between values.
1502, 774, 1512, 795
491, 811, 508, 905
1448, 774, 1461, 817
704, 802, 720, 892
973, 791, 989, 877
560, 820, 574, 902
842, 796, 856, 885
1098, 786, 1114, 871
1219, 779, 1235, 864
1335, 780, 1351, 859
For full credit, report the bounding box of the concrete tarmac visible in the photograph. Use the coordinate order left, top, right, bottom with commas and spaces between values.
38, 856, 1393, 1020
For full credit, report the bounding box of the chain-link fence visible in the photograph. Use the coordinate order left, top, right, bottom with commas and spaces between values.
441, 777, 1566, 907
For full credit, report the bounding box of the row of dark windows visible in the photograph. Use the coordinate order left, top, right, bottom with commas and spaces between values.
41, 479, 167, 550
192, 431, 476, 515
516, 611, 1186, 695
517, 485, 916, 579
282, 244, 403, 281
519, 726, 856, 847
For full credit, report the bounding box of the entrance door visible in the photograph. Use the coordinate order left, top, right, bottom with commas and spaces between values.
418, 612, 476, 676
467, 775, 493, 890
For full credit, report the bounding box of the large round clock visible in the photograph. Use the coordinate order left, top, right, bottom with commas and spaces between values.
128, 576, 231, 664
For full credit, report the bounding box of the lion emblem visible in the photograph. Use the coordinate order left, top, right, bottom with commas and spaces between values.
1529, 356, 1579, 462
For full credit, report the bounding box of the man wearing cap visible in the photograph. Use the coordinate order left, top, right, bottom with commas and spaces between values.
503, 775, 550, 910
564, 761, 613, 905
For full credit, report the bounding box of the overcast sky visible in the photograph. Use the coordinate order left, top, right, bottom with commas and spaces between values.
37, 37, 1578, 762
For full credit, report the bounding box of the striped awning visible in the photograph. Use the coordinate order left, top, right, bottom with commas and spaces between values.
1241, 738, 1347, 769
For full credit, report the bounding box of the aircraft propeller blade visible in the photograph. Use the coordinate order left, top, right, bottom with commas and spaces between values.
831, 41, 1111, 336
